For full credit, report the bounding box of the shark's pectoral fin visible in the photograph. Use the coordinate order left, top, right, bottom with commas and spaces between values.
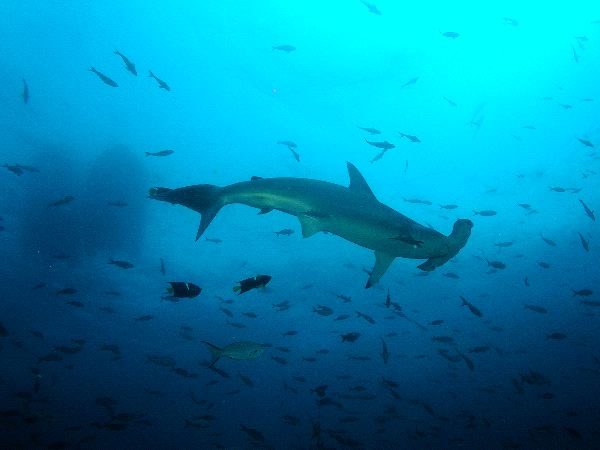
298, 214, 322, 238
366, 251, 395, 288
258, 208, 273, 215
417, 257, 439, 272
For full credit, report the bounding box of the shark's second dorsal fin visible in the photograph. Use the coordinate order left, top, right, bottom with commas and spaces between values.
347, 162, 376, 200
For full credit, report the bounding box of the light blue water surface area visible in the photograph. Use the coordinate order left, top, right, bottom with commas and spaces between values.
1, 1, 600, 448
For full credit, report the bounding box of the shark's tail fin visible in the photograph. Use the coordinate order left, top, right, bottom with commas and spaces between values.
201, 341, 222, 367
149, 184, 223, 240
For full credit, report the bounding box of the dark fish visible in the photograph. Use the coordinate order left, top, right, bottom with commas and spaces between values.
314, 305, 333, 316
443, 272, 460, 279
540, 235, 557, 246
358, 126, 381, 134
356, 311, 376, 324
0, 322, 7, 337
226, 321, 246, 329
271, 355, 287, 365
114, 50, 137, 75
486, 259, 506, 270
234, 275, 271, 294
148, 70, 170, 90
22, 78, 29, 103
494, 241, 513, 247
460, 295, 483, 317
365, 139, 395, 150
524, 304, 547, 314
439, 204, 458, 209
160, 257, 166, 275
289, 147, 300, 162
579, 199, 595, 221
441, 31, 460, 38
577, 232, 589, 251
474, 209, 497, 216
360, 0, 381, 15
399, 132, 421, 143
166, 281, 202, 298
145, 149, 174, 157
205, 237, 222, 243
107, 201, 128, 207
48, 196, 75, 207
429, 319, 444, 325
370, 149, 387, 163
537, 261, 551, 269
242, 311, 257, 318
335, 314, 350, 321
341, 332, 361, 343
274, 228, 294, 236
524, 276, 530, 287
2, 164, 24, 176
385, 289, 391, 308
468, 345, 490, 353
403, 198, 432, 206
135, 315, 154, 322
38, 353, 63, 363
219, 307, 233, 318
432, 336, 454, 343
572, 289, 593, 296
89, 67, 118, 87
277, 140, 297, 149
272, 44, 296, 52
547, 332, 567, 340
108, 259, 134, 269
381, 338, 390, 364
55, 288, 77, 295
550, 186, 566, 192
400, 77, 419, 88
443, 96, 457, 106
577, 137, 594, 147
580, 300, 600, 306
282, 330, 298, 336
66, 300, 84, 307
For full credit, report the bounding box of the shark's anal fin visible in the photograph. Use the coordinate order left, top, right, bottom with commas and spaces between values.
366, 251, 396, 288
298, 214, 321, 238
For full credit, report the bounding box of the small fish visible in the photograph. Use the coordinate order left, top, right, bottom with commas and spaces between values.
272, 45, 296, 52
365, 139, 395, 150
440, 31, 460, 39
89, 67, 118, 87
274, 228, 294, 236
334, 314, 350, 321
524, 304, 547, 314
356, 311, 376, 324
148, 70, 170, 90
547, 332, 567, 340
399, 132, 421, 143
48, 196, 75, 207
550, 186, 566, 192
219, 307, 233, 318
282, 330, 298, 336
227, 321, 246, 329
135, 315, 154, 322
277, 140, 297, 149
289, 147, 300, 162
360, 0, 381, 15
443, 272, 460, 279
108, 259, 134, 269
314, 305, 334, 316
429, 319, 444, 325
580, 300, 600, 307
160, 257, 166, 275
341, 332, 361, 343
503, 17, 519, 26
385, 289, 391, 308
145, 150, 174, 157
572, 289, 593, 297
443, 96, 457, 106
370, 149, 387, 163
486, 259, 506, 270
524, 276, 530, 287
439, 204, 458, 209
114, 50, 137, 75
460, 295, 483, 317
165, 281, 202, 299
381, 338, 390, 364
577, 137, 594, 148
577, 232, 589, 251
55, 288, 77, 295
107, 201, 128, 207
358, 126, 381, 134
469, 345, 490, 353
432, 336, 454, 343
494, 241, 513, 248
233, 275, 271, 294
242, 312, 258, 318
579, 199, 595, 221
22, 78, 29, 104
240, 424, 265, 442
271, 356, 287, 365
540, 235, 557, 247
537, 261, 551, 269
403, 198, 432, 206
205, 237, 223, 243
66, 300, 84, 307
400, 77, 419, 88
474, 209, 497, 216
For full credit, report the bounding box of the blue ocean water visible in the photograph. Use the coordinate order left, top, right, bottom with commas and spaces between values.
1, 1, 600, 448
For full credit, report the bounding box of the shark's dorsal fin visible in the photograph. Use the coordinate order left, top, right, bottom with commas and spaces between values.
347, 162, 376, 200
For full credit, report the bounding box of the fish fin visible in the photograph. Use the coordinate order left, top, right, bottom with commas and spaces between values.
298, 214, 321, 238
258, 208, 273, 215
251, 176, 263, 180
346, 162, 377, 200
366, 252, 395, 288
196, 205, 220, 241
201, 341, 222, 367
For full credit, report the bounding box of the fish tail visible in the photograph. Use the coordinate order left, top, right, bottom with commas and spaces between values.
201, 341, 222, 367
148, 184, 223, 240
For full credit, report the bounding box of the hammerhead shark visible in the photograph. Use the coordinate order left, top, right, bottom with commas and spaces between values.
149, 162, 473, 287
